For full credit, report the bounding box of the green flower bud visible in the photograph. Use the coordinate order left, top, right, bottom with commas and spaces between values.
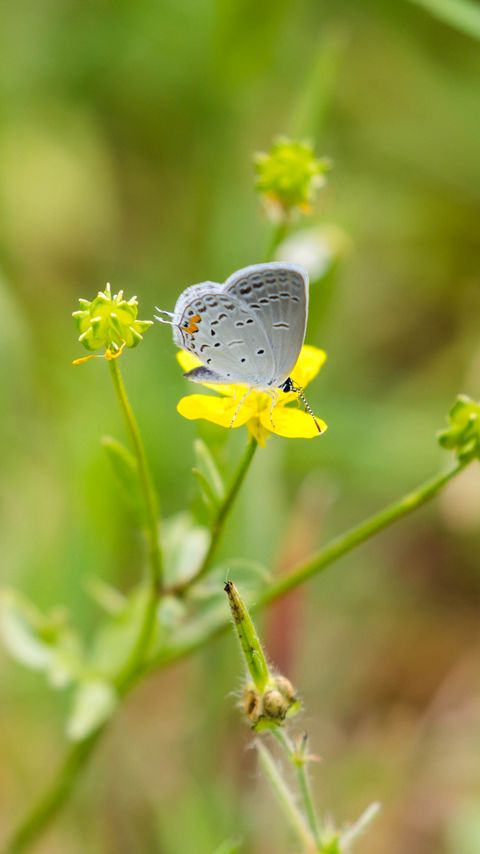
225, 581, 270, 693
73, 283, 153, 357
254, 137, 330, 218
225, 582, 300, 730
243, 685, 262, 726
438, 395, 480, 462
263, 688, 290, 722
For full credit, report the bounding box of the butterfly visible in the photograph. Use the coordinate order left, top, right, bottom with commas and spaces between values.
155, 262, 321, 431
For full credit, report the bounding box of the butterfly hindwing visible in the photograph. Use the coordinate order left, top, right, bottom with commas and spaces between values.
224, 263, 308, 386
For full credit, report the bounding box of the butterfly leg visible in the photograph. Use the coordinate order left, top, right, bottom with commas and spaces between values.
229, 388, 252, 428
265, 389, 279, 429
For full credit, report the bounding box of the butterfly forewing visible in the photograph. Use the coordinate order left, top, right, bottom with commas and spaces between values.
224, 263, 308, 386
173, 284, 275, 386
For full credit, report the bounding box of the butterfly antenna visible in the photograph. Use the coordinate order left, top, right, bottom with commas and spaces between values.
291, 381, 323, 434
154, 308, 175, 326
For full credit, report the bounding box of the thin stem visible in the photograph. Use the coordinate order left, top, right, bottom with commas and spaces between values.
259, 459, 467, 607
256, 740, 315, 854
264, 218, 289, 262
6, 731, 102, 853
7, 459, 470, 850
109, 359, 163, 591
271, 729, 322, 849
144, 458, 469, 674
7, 362, 163, 852
173, 436, 258, 594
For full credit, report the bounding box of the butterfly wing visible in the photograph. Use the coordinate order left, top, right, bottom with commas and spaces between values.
224, 263, 308, 386
172, 282, 275, 386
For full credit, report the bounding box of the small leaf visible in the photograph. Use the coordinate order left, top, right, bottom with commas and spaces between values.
0, 590, 51, 670
84, 576, 127, 616
0, 589, 84, 688
102, 435, 144, 521
194, 439, 225, 503
340, 802, 381, 850
192, 467, 218, 511
89, 583, 156, 679
66, 679, 118, 741
163, 513, 210, 588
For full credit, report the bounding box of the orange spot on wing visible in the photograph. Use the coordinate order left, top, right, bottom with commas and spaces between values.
185, 314, 202, 334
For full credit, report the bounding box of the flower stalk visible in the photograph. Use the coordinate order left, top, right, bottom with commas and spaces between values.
272, 729, 322, 849
145, 456, 473, 676
256, 739, 316, 853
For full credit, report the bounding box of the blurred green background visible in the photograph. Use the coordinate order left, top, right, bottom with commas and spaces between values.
1, 0, 480, 851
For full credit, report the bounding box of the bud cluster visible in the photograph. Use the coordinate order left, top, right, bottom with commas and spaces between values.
243, 673, 300, 731
438, 395, 480, 462
254, 136, 330, 218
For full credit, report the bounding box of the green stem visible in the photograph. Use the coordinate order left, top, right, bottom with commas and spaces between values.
271, 730, 322, 849
7, 459, 469, 851
144, 458, 469, 674
256, 740, 315, 854
6, 732, 102, 853
259, 459, 467, 607
109, 360, 163, 592
173, 437, 258, 594
264, 218, 289, 262
108, 359, 163, 684
6, 362, 163, 853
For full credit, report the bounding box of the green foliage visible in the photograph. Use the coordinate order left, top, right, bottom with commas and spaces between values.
66, 679, 117, 741
0, 589, 84, 689
192, 438, 225, 512
438, 395, 480, 462
102, 435, 145, 522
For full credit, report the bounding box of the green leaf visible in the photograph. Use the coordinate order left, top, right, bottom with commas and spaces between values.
163, 513, 210, 588
88, 583, 156, 679
212, 840, 242, 854
84, 576, 127, 616
102, 435, 144, 522
0, 589, 84, 689
192, 467, 217, 511
194, 439, 225, 506
66, 679, 118, 741
407, 0, 480, 42
340, 802, 381, 851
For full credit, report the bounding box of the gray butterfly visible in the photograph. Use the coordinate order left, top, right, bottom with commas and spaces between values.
156, 262, 321, 430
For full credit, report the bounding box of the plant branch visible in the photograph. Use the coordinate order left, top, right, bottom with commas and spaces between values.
173, 436, 258, 594
109, 359, 163, 592
7, 458, 470, 851
6, 731, 102, 853
256, 740, 315, 853
271, 729, 322, 849
259, 458, 467, 606
145, 457, 469, 673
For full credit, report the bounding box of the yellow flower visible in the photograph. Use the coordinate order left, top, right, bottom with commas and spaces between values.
176, 345, 327, 446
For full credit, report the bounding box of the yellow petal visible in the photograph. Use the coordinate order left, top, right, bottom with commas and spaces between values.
177, 350, 202, 373
290, 345, 327, 389
260, 406, 327, 439
176, 350, 246, 397
247, 418, 270, 447
177, 394, 255, 428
